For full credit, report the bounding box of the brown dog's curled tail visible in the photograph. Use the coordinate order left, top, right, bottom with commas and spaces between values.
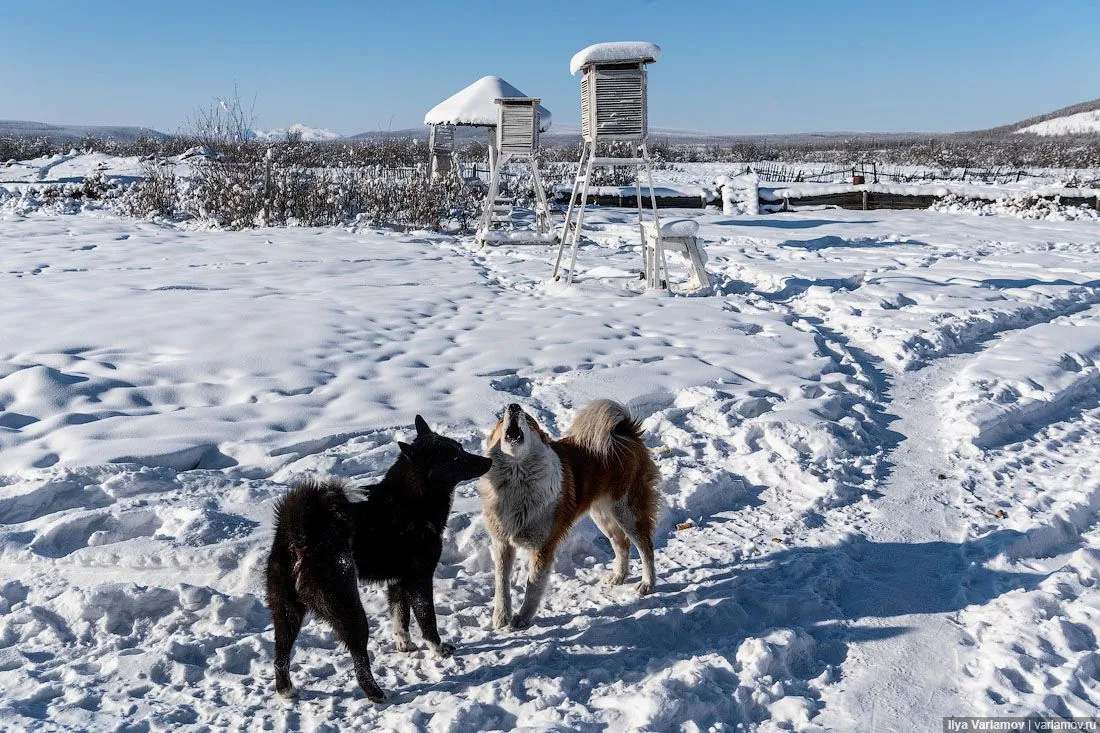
566, 399, 644, 458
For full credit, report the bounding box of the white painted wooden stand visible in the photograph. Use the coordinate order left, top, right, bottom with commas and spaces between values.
423, 76, 553, 196
476, 98, 552, 246
551, 42, 667, 289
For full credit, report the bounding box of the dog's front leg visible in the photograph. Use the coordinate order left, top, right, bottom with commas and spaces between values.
406, 576, 454, 658
491, 538, 515, 629
511, 548, 553, 630
387, 580, 415, 652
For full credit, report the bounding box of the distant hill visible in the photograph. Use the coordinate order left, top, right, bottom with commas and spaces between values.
983, 98, 1100, 136
0, 120, 167, 142
347, 128, 431, 141
251, 123, 341, 142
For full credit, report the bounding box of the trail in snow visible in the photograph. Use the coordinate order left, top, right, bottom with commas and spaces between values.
816, 307, 1100, 729
816, 355, 972, 730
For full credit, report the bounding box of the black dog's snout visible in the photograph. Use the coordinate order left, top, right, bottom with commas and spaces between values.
507, 403, 522, 415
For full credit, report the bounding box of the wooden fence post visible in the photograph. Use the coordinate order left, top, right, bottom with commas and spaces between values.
862, 190, 869, 211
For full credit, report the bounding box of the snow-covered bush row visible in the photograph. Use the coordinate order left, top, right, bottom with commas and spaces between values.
9, 126, 1097, 175
653, 133, 1100, 169
930, 192, 1100, 221
2, 164, 484, 232
0, 172, 127, 216
118, 157, 484, 230
2, 135, 434, 170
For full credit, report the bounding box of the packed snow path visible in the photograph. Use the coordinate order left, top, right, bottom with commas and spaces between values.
0, 206, 1098, 731
815, 357, 973, 728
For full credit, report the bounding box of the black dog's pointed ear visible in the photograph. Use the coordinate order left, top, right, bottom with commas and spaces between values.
414, 415, 431, 437
397, 441, 416, 460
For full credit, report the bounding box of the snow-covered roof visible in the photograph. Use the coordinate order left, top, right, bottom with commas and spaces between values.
424, 76, 552, 130
569, 42, 661, 75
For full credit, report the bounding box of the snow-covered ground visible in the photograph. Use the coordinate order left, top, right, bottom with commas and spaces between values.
1, 195, 1099, 730
0, 152, 150, 187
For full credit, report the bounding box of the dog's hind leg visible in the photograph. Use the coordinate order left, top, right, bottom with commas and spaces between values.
631, 531, 657, 596
270, 588, 305, 698
490, 538, 515, 629
313, 554, 386, 703
591, 501, 631, 585
404, 576, 453, 657
613, 498, 657, 596
387, 580, 414, 652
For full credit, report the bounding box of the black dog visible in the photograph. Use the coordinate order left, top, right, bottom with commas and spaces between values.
265, 416, 493, 702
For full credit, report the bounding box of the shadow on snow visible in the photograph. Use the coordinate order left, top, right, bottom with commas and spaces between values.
390, 529, 1044, 718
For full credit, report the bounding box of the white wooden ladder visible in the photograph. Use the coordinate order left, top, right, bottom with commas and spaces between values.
476, 152, 551, 246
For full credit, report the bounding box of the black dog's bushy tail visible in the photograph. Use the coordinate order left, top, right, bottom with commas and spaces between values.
272, 479, 355, 598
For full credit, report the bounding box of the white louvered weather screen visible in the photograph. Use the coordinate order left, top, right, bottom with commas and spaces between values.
430, 124, 454, 153
581, 65, 647, 141
498, 102, 538, 155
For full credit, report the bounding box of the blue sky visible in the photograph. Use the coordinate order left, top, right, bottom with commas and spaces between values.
2, 0, 1096, 135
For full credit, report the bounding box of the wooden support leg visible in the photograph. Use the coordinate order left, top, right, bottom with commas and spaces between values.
634, 159, 647, 279
552, 141, 589, 280
684, 237, 711, 291
641, 142, 667, 290
478, 156, 503, 246
530, 159, 550, 236
566, 151, 596, 285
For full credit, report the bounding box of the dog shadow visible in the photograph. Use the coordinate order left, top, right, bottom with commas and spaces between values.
395, 528, 1044, 708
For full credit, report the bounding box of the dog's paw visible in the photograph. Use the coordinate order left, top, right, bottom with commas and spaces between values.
604, 571, 627, 586
362, 684, 387, 704
635, 580, 653, 596
275, 684, 297, 700
394, 636, 416, 653
433, 642, 455, 658
492, 609, 512, 629
509, 614, 533, 630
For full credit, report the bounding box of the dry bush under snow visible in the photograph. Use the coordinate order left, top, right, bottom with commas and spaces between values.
930, 192, 1100, 221
120, 155, 484, 231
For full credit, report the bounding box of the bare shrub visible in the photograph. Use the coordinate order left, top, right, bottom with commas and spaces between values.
120, 161, 180, 218
188, 85, 257, 151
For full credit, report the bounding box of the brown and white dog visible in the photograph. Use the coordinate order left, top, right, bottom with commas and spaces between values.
480, 400, 660, 629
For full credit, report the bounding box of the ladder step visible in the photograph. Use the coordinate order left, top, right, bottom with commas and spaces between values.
590, 157, 646, 166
